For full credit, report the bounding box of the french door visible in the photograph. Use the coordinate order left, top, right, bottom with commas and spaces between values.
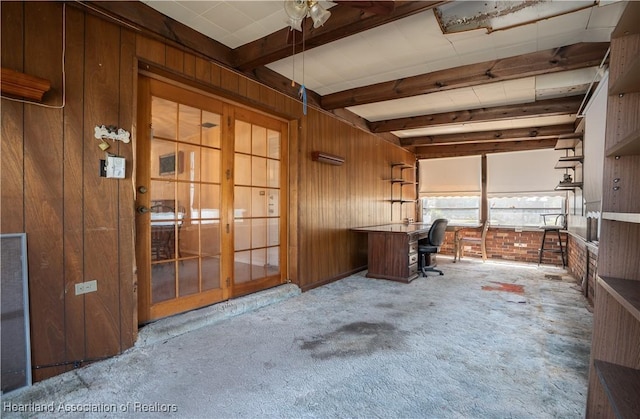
136, 76, 287, 323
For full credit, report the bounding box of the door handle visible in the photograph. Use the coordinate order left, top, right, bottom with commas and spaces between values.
137, 206, 149, 214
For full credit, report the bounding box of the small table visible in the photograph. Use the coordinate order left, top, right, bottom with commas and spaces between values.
352, 223, 431, 283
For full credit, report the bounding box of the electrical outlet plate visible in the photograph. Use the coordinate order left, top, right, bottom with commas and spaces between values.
75, 280, 98, 295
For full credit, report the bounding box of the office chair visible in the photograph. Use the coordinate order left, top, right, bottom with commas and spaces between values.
418, 218, 449, 276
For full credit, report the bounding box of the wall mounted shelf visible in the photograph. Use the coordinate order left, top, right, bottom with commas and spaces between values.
555, 156, 583, 169
554, 137, 582, 151
605, 128, 640, 157
602, 212, 640, 224
609, 55, 640, 95
555, 182, 583, 190
390, 162, 415, 220
1, 67, 51, 102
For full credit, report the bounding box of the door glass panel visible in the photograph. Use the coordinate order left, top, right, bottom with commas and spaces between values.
177, 144, 200, 182
178, 259, 200, 296
152, 262, 176, 303
200, 184, 221, 220
235, 186, 251, 218
235, 219, 251, 251
267, 130, 280, 159
201, 223, 220, 257
201, 148, 220, 183
251, 249, 267, 276
267, 159, 279, 188
252, 188, 267, 217
202, 256, 221, 291
179, 104, 201, 144
152, 97, 177, 140
152, 139, 177, 179
252, 125, 267, 157
267, 218, 279, 246
235, 120, 252, 153
234, 251, 251, 283
251, 218, 267, 248
177, 182, 197, 219
267, 189, 279, 217
202, 112, 221, 148
235, 154, 251, 186
251, 156, 267, 187
267, 247, 279, 269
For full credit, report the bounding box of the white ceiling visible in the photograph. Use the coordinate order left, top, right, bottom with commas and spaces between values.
142, 0, 626, 139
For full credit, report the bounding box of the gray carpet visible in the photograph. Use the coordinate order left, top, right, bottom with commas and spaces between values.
2, 258, 592, 418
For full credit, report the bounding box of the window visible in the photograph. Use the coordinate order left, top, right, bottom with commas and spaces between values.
422, 196, 480, 224
489, 195, 565, 227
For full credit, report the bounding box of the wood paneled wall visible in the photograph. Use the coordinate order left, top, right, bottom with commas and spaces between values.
1, 1, 413, 381
1, 2, 136, 381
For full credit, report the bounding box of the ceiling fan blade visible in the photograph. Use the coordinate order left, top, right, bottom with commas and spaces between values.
334, 1, 396, 15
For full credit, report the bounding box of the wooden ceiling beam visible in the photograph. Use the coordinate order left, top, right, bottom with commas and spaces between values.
400, 124, 578, 146
321, 42, 608, 110
232, 1, 444, 71
415, 138, 558, 159
369, 96, 583, 133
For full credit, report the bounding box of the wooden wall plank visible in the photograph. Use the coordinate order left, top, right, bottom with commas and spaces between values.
83, 14, 121, 358
165, 45, 184, 73
23, 1, 65, 379
118, 28, 137, 349
183, 52, 196, 78
1, 1, 25, 234
195, 56, 211, 84
62, 4, 87, 365
136, 35, 165, 66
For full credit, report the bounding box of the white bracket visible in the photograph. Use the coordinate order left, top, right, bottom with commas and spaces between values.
94, 124, 130, 143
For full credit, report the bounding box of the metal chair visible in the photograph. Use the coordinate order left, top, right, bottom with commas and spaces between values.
538, 213, 566, 267
418, 218, 449, 276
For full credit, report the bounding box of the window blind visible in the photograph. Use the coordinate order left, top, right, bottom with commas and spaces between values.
487, 149, 565, 197
418, 155, 481, 197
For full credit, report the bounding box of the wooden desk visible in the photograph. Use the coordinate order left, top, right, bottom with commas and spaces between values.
352, 223, 431, 283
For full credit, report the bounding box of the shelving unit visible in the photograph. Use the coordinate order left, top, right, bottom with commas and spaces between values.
586, 2, 640, 417
389, 162, 415, 221
553, 137, 583, 192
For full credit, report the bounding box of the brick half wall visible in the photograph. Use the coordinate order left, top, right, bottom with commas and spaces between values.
439, 227, 567, 266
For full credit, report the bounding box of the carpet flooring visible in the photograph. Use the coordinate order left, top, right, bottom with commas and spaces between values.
2, 258, 592, 418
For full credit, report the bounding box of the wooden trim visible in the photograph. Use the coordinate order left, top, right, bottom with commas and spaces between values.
415, 138, 558, 158
1, 67, 51, 101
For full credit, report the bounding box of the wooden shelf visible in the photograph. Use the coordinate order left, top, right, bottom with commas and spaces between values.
1, 67, 51, 102
555, 156, 583, 169
594, 360, 640, 419
389, 178, 414, 185
602, 212, 640, 224
391, 199, 416, 204
391, 163, 413, 169
606, 128, 640, 157
598, 276, 640, 322
555, 182, 582, 190
609, 55, 640, 95
554, 137, 582, 151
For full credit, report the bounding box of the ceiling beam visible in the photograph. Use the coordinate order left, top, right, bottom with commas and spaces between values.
321, 42, 608, 110
232, 1, 444, 71
415, 138, 558, 159
400, 124, 578, 147
369, 96, 583, 133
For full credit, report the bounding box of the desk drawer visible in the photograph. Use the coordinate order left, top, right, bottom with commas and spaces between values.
408, 252, 418, 266
409, 241, 418, 254
409, 262, 418, 277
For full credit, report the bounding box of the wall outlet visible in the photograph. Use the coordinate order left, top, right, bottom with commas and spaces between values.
75, 280, 98, 295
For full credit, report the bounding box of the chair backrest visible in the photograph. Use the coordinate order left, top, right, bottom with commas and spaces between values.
428, 218, 449, 247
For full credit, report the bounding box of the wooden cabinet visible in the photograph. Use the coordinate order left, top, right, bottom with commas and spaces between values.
586, 3, 640, 417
